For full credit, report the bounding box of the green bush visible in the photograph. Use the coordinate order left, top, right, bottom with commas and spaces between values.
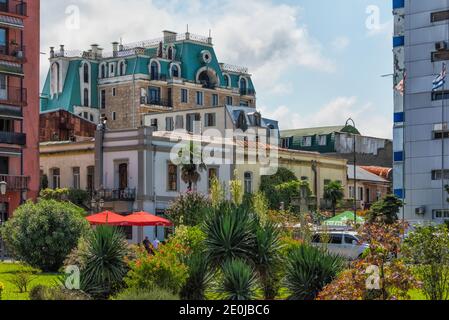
285, 244, 345, 300
113, 287, 180, 300
217, 259, 258, 301
170, 225, 206, 256
29, 285, 91, 301
166, 192, 211, 227
78, 226, 129, 299
7, 265, 39, 293
180, 252, 213, 300
1, 200, 89, 272
259, 167, 298, 209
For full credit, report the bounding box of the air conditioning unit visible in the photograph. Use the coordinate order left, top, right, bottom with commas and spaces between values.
415, 206, 426, 215
434, 123, 448, 131
436, 41, 447, 51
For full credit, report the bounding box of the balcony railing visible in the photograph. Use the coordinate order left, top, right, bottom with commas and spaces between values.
0, 1, 27, 16
140, 96, 172, 108
94, 188, 136, 202
150, 73, 167, 81
0, 44, 26, 61
0, 86, 27, 106
0, 131, 26, 145
240, 88, 256, 96
0, 174, 30, 191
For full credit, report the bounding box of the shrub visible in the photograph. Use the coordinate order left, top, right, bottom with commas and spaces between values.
8, 265, 39, 293
113, 287, 180, 300
284, 244, 345, 300
125, 243, 188, 294
203, 203, 257, 268
217, 259, 258, 301
1, 200, 89, 272
366, 195, 403, 225
259, 167, 298, 209
79, 226, 129, 299
166, 192, 211, 227
0, 281, 4, 300
180, 252, 213, 300
170, 225, 206, 256
29, 285, 91, 301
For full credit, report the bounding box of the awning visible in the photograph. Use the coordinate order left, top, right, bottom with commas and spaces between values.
86, 211, 127, 226
122, 211, 173, 227
0, 15, 24, 29
323, 211, 365, 226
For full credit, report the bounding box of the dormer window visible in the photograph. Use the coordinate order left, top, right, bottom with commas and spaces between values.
170, 63, 180, 78
168, 46, 174, 60
83, 63, 89, 83
240, 77, 248, 95
118, 60, 126, 76
150, 60, 161, 80
223, 74, 230, 87
100, 63, 107, 79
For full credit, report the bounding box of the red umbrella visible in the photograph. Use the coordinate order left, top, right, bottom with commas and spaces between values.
86, 211, 127, 226
122, 211, 173, 227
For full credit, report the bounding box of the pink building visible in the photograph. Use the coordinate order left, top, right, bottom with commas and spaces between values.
0, 0, 39, 223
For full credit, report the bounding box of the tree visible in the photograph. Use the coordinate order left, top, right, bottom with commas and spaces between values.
178, 141, 206, 192
1, 200, 89, 272
402, 224, 449, 300
259, 167, 298, 209
366, 195, 403, 225
166, 193, 211, 227
323, 181, 344, 217
40, 174, 49, 190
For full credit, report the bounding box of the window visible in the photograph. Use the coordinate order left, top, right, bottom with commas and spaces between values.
205, 113, 216, 127
0, 119, 12, 132
167, 164, 178, 191
187, 113, 201, 133
100, 89, 106, 109
87, 166, 95, 191
175, 115, 184, 129
301, 136, 312, 147
181, 89, 188, 103
431, 10, 449, 22
240, 77, 247, 94
358, 187, 364, 201
212, 94, 219, 107
150, 118, 158, 129
196, 91, 204, 106
119, 61, 126, 76
109, 63, 115, 76
83, 63, 89, 83
166, 117, 174, 131
432, 90, 449, 101
150, 61, 159, 80
112, 88, 116, 97
434, 131, 449, 139
72, 167, 80, 189
208, 168, 218, 191
434, 209, 449, 219
224, 74, 230, 87
172, 64, 179, 78
83, 88, 89, 107
149, 87, 161, 103
226, 96, 233, 106
318, 135, 327, 146
52, 168, 61, 189
330, 234, 343, 245
112, 112, 117, 121
432, 170, 449, 180
100, 64, 107, 78
240, 100, 249, 107
349, 186, 355, 199
0, 28, 6, 53
244, 172, 253, 194
90, 114, 94, 122
432, 50, 449, 62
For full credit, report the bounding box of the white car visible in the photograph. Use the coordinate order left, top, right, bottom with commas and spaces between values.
311, 231, 368, 260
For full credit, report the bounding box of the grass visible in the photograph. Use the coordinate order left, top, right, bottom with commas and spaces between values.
0, 262, 61, 301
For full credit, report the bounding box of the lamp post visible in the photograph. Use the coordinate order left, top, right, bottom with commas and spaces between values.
345, 118, 357, 224
90, 189, 105, 214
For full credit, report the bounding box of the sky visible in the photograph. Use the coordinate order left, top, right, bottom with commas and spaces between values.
40, 0, 394, 138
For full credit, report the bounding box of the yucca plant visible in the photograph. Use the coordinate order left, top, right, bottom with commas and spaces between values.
218, 259, 258, 301
203, 203, 257, 268
80, 226, 129, 299
180, 252, 214, 300
285, 244, 344, 300
254, 222, 283, 300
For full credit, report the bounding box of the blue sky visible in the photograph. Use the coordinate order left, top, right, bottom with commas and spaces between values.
41, 0, 393, 138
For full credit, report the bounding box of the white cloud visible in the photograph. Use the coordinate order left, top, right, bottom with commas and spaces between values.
40, 0, 336, 91
260, 96, 392, 139
331, 36, 350, 52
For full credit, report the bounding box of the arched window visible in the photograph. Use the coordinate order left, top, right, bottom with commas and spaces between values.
240, 77, 247, 94
168, 46, 173, 60
244, 172, 253, 194
150, 61, 159, 80
51, 62, 60, 94
119, 61, 126, 76
223, 74, 230, 87
83, 63, 89, 83
171, 64, 179, 78
100, 63, 107, 79
83, 88, 89, 107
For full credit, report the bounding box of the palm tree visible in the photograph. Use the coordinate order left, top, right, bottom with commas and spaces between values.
323, 181, 345, 217
179, 141, 206, 192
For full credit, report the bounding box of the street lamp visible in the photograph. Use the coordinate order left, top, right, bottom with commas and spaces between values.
0, 181, 7, 196
90, 189, 105, 214
345, 118, 358, 224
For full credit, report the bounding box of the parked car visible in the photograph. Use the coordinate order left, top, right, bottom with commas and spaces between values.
311, 231, 368, 260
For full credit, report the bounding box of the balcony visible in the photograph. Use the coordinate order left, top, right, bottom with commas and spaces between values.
140, 96, 172, 109
0, 174, 30, 191
150, 73, 167, 81
95, 189, 136, 202
0, 1, 27, 16
240, 88, 256, 96
0, 86, 27, 106
0, 44, 25, 62
0, 131, 26, 145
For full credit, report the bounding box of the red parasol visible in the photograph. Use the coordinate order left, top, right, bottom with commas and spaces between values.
86, 211, 127, 226
122, 211, 173, 227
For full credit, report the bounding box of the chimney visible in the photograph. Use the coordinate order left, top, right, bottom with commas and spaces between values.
97, 47, 103, 58
163, 30, 177, 43
112, 42, 119, 57
59, 45, 65, 56
50, 47, 55, 58
91, 44, 99, 56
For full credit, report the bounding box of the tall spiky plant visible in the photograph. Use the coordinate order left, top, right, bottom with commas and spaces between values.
180, 252, 214, 300
218, 259, 258, 301
80, 226, 129, 299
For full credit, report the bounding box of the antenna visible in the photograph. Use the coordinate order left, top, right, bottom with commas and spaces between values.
187, 24, 189, 33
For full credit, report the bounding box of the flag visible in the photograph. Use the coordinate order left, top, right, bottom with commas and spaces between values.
395, 72, 406, 96
433, 63, 447, 91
